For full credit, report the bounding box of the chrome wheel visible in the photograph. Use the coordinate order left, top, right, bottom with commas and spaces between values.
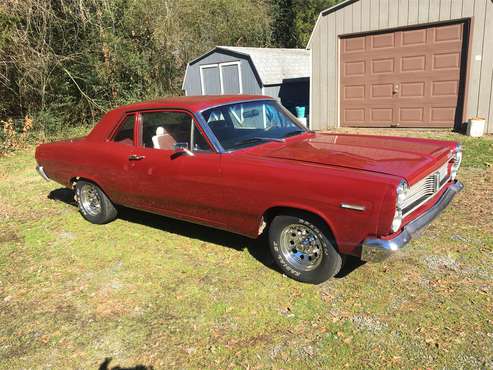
279, 223, 323, 271
79, 183, 102, 216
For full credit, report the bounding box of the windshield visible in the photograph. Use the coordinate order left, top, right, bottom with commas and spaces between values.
200, 100, 307, 151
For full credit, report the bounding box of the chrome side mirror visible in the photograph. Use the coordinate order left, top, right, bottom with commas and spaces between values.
173, 142, 194, 156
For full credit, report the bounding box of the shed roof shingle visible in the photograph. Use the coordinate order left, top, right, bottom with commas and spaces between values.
218, 46, 310, 85
190, 46, 310, 86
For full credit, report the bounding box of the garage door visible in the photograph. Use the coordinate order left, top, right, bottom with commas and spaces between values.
340, 22, 466, 128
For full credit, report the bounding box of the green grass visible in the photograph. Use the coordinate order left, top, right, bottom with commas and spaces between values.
0, 130, 492, 369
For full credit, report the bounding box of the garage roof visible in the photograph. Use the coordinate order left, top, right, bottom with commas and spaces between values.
307, 0, 358, 49
188, 46, 310, 86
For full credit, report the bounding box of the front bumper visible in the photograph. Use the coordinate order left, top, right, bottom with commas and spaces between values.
36, 165, 50, 181
361, 180, 464, 262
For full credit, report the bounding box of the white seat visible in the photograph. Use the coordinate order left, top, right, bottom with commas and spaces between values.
152, 126, 176, 150
152, 126, 165, 149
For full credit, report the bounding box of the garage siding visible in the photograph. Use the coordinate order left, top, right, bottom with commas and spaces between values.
309, 0, 493, 133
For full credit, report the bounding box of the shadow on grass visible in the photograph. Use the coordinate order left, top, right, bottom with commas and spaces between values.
48, 188, 278, 273
336, 256, 366, 279
48, 187, 77, 206
48, 188, 364, 280
98, 357, 153, 370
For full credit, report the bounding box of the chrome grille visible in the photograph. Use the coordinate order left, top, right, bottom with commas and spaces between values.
402, 162, 450, 215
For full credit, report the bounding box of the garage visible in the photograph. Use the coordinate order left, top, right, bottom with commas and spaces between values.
341, 22, 467, 128
307, 0, 493, 133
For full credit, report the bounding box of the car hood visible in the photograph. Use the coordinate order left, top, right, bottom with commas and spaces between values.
260, 133, 454, 183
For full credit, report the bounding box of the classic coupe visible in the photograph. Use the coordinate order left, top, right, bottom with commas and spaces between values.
35, 95, 463, 283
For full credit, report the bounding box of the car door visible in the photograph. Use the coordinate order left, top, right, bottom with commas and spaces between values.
99, 112, 144, 207
128, 109, 225, 228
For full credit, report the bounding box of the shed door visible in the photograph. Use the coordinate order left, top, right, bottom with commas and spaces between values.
200, 65, 221, 95
340, 22, 466, 128
200, 62, 242, 95
221, 63, 241, 94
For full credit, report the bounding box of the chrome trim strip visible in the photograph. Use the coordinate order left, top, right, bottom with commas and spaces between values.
340, 203, 366, 212
361, 180, 463, 262
36, 165, 50, 181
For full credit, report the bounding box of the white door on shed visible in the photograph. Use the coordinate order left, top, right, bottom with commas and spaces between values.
221, 62, 242, 94
200, 65, 221, 95
200, 61, 242, 95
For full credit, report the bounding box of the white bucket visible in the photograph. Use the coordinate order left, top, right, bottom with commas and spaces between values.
467, 119, 486, 137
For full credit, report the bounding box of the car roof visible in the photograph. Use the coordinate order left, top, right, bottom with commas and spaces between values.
86, 95, 274, 142
116, 95, 273, 113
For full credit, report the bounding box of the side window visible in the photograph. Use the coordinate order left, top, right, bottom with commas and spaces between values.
141, 111, 192, 150
192, 125, 212, 152
113, 115, 135, 145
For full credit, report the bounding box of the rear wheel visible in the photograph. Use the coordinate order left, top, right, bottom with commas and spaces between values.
75, 180, 117, 224
268, 211, 342, 284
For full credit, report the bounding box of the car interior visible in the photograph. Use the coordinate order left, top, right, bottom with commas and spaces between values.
112, 115, 135, 145
141, 112, 191, 150
151, 126, 176, 150
203, 102, 302, 150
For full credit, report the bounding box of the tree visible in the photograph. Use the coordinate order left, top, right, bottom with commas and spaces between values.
0, 0, 272, 135
271, 0, 297, 48
271, 0, 340, 48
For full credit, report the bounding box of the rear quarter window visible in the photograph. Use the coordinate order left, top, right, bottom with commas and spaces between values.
113, 115, 135, 145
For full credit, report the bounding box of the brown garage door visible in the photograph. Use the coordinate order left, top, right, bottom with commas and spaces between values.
340, 22, 467, 128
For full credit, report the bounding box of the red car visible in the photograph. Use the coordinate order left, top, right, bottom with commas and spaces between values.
35, 95, 463, 283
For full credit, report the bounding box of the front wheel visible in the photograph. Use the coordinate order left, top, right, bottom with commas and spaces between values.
75, 180, 117, 224
268, 212, 342, 284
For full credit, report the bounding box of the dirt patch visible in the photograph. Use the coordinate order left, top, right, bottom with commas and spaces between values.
59, 231, 76, 241
423, 255, 461, 273
351, 315, 388, 333
0, 229, 22, 244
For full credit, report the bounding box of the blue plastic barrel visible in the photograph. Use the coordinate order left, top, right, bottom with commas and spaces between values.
295, 106, 306, 118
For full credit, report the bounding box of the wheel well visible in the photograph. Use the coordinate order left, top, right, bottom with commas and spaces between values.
262, 206, 338, 248
70, 176, 92, 188
69, 177, 106, 194
70, 176, 116, 203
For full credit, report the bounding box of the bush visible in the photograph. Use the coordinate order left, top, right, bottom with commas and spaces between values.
0, 0, 339, 145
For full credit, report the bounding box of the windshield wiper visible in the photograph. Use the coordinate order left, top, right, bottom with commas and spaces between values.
231, 137, 285, 148
282, 130, 306, 138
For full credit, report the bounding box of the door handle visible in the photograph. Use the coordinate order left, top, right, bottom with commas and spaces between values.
128, 154, 145, 161
393, 84, 399, 95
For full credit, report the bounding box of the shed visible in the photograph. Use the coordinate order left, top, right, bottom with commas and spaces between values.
182, 46, 310, 118
307, 0, 493, 133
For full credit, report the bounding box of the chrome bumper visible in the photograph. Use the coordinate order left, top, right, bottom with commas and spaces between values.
361, 180, 464, 262
36, 165, 50, 181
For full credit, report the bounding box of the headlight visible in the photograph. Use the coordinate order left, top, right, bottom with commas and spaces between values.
391, 208, 403, 233
392, 180, 408, 233
451, 144, 462, 180
396, 180, 409, 209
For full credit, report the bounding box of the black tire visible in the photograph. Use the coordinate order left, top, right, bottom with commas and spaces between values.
268, 211, 343, 284
75, 180, 117, 224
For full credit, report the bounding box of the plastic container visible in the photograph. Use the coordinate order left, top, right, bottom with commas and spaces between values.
295, 106, 306, 118
467, 118, 486, 137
